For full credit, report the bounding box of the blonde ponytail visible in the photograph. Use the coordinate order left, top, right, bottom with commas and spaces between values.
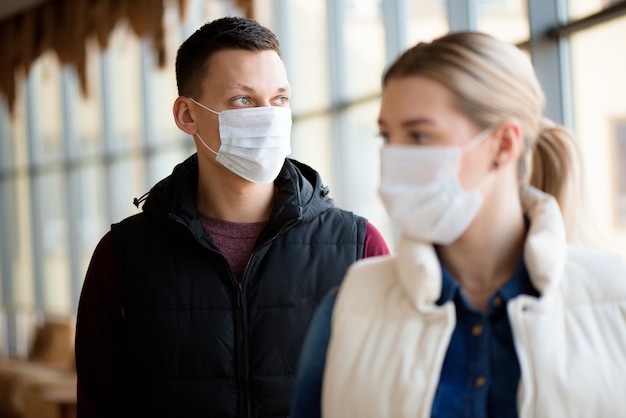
528, 118, 586, 243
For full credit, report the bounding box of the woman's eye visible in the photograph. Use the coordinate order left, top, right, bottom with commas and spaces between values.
275, 96, 289, 105
410, 132, 428, 143
378, 132, 389, 143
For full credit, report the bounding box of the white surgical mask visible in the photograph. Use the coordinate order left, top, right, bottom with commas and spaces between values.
189, 98, 292, 183
378, 127, 494, 245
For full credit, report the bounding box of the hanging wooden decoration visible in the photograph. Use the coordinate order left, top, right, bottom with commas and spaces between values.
0, 0, 237, 117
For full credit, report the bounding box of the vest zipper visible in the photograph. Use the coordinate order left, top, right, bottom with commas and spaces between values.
172, 211, 304, 416
236, 281, 250, 416
237, 283, 244, 343
234, 218, 303, 416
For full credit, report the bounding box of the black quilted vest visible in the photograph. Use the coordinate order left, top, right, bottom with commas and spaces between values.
111, 155, 366, 417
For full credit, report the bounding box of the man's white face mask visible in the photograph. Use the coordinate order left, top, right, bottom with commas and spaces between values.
190, 97, 292, 184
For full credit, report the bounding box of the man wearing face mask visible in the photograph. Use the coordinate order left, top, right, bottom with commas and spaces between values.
74, 16, 389, 418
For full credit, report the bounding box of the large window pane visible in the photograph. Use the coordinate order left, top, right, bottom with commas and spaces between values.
408, 0, 449, 44
15, 172, 36, 356
283, 1, 331, 114
109, 157, 143, 223
335, 101, 394, 246
569, 0, 617, 21
107, 23, 143, 154
290, 115, 334, 185
74, 165, 107, 286
147, 148, 195, 188
478, 0, 529, 43
28, 54, 62, 166
290, 108, 396, 246
74, 38, 103, 158
344, 0, 386, 100
570, 16, 626, 257
37, 170, 71, 314
146, 2, 188, 146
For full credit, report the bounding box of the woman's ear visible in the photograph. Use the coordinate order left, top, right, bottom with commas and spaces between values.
492, 119, 522, 169
173, 96, 198, 135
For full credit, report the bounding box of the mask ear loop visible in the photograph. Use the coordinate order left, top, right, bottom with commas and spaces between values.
195, 132, 219, 156
463, 125, 499, 191
461, 125, 497, 153
188, 97, 220, 115
188, 97, 221, 156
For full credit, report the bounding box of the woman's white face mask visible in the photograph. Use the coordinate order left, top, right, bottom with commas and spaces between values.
378, 127, 495, 244
190, 97, 292, 184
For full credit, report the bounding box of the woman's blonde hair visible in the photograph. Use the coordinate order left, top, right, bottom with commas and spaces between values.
383, 31, 584, 242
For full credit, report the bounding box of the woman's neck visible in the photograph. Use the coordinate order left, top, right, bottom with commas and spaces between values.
438, 188, 526, 311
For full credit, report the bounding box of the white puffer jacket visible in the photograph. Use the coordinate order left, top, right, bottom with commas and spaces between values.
323, 186, 626, 418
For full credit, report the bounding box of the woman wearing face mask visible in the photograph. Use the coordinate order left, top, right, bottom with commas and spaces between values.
291, 31, 626, 418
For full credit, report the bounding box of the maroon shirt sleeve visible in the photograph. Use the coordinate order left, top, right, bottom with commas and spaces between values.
75, 231, 129, 418
363, 221, 391, 257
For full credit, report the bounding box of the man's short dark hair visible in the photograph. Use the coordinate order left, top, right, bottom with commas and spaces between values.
175, 16, 282, 98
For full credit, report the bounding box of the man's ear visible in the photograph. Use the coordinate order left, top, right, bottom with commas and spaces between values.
173, 96, 197, 135
492, 119, 522, 169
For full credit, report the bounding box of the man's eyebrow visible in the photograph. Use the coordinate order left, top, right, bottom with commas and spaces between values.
225, 83, 255, 93
225, 84, 291, 94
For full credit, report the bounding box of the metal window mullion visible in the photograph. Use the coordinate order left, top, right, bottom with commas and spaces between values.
0, 100, 10, 170
179, 4, 200, 158
100, 49, 116, 228
181, 0, 203, 42
0, 99, 16, 355
140, 40, 155, 189
383, 0, 409, 64
447, 0, 479, 31
326, 0, 348, 205
25, 75, 45, 324
0, 180, 14, 354
272, 0, 292, 78
60, 68, 82, 312
527, 0, 572, 128
548, 1, 626, 37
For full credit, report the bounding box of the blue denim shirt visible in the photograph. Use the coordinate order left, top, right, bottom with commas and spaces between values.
291, 251, 538, 418
431, 255, 538, 418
